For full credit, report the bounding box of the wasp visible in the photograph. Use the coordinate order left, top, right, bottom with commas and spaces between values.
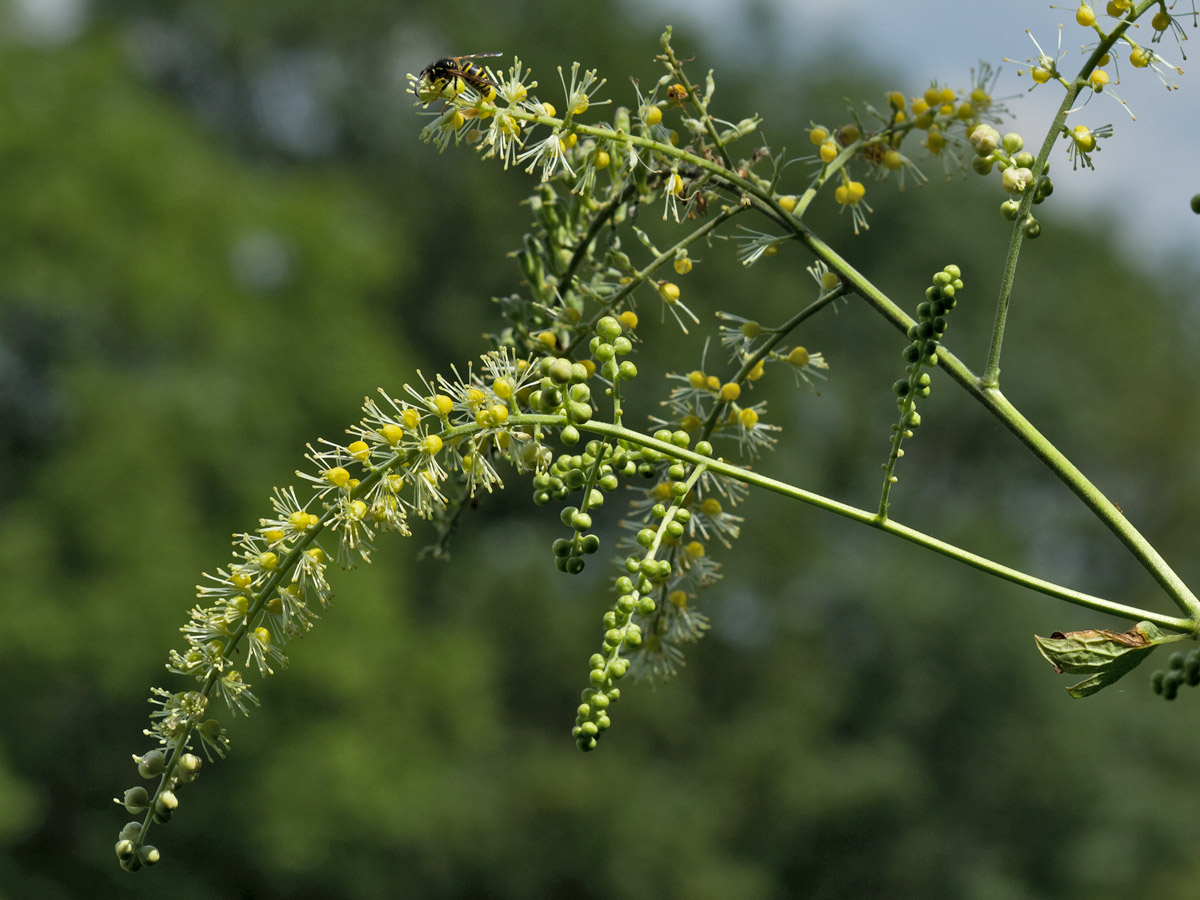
415, 53, 503, 103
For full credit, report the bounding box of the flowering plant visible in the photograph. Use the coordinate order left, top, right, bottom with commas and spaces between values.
115, 3, 1196, 871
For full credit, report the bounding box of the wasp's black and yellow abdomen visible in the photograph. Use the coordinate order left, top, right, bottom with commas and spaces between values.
415, 53, 502, 103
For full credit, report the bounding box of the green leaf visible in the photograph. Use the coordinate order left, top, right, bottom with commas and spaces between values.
1034, 621, 1184, 698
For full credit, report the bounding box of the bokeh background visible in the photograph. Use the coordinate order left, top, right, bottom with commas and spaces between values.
3, 0, 1200, 897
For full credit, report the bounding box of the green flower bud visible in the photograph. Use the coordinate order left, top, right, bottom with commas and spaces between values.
969, 124, 1001, 156
123, 786, 150, 813
596, 316, 623, 340
136, 749, 167, 779
1002, 166, 1034, 194
547, 357, 574, 384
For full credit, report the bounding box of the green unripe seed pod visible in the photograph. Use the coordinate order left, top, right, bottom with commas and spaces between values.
1000, 199, 1021, 220
571, 511, 593, 531
565, 556, 586, 574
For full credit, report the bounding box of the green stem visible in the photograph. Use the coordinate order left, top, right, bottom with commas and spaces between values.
770, 229, 1200, 623
563, 203, 745, 356
982, 2, 1155, 386
700, 285, 847, 438
533, 417, 1191, 632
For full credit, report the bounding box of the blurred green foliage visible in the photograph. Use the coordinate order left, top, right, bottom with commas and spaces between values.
2, 1, 1200, 898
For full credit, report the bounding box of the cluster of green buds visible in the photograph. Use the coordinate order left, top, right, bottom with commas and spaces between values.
879, 265, 964, 515
115, 746, 204, 870
1151, 648, 1200, 700
968, 126, 1052, 235
574, 431, 713, 750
